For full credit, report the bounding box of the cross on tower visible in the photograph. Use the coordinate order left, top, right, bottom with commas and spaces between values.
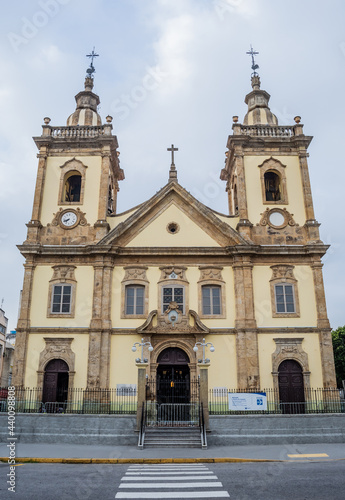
86, 47, 99, 78
246, 45, 259, 76
167, 144, 178, 166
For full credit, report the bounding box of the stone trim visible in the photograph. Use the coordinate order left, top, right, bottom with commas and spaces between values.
37, 337, 76, 391
269, 265, 300, 318
47, 265, 77, 318
158, 266, 189, 316
198, 266, 226, 319
121, 266, 149, 319
272, 337, 311, 394
258, 157, 288, 205
149, 338, 198, 380
58, 158, 87, 206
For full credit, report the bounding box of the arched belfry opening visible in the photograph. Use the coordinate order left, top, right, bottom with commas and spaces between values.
63, 172, 81, 202
264, 171, 281, 201
42, 359, 69, 405
278, 359, 305, 414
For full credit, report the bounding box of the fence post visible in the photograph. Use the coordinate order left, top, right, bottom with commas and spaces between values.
198, 363, 210, 431
136, 363, 148, 431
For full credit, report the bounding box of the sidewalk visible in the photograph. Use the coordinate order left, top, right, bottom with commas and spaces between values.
1, 442, 344, 463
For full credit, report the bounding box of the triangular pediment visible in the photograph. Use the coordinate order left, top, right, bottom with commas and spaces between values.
99, 181, 248, 247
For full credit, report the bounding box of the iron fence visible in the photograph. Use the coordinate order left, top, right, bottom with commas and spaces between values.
209, 388, 345, 415
0, 387, 137, 414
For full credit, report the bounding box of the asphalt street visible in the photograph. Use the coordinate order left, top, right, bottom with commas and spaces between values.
1, 461, 344, 500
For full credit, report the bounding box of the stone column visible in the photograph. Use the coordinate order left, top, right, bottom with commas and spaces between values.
311, 260, 336, 388
87, 259, 113, 388
12, 261, 36, 386
233, 257, 260, 389
136, 362, 148, 430
95, 151, 111, 240
311, 263, 336, 387
298, 152, 321, 241
198, 363, 210, 431
234, 152, 253, 240
26, 150, 47, 243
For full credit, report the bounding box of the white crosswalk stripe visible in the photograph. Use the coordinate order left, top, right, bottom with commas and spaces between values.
115, 463, 230, 499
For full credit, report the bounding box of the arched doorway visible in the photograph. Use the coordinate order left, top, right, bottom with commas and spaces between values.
42, 359, 69, 405
278, 359, 305, 414
156, 347, 190, 405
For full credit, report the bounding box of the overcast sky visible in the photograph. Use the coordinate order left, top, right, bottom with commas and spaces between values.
0, 0, 344, 331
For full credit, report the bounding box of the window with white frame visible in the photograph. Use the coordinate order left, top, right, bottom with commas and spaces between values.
51, 284, 72, 314
274, 283, 296, 313
162, 286, 184, 313
125, 285, 145, 315
202, 285, 221, 315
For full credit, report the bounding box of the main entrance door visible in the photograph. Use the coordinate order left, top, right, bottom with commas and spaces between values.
42, 359, 69, 409
278, 359, 305, 414
146, 347, 199, 426
157, 347, 190, 405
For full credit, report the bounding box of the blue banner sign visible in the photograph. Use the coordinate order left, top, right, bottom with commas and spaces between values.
228, 392, 267, 411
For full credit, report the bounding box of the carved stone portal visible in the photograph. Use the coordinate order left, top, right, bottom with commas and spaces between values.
37, 338, 76, 390
272, 338, 310, 393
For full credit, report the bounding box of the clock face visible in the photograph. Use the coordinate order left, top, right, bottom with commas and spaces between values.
61, 211, 78, 228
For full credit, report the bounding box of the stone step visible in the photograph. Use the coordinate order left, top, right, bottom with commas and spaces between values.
143, 426, 202, 448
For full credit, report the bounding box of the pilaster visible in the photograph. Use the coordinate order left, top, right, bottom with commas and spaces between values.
87, 257, 113, 388
233, 256, 259, 389
12, 260, 36, 386
311, 259, 337, 388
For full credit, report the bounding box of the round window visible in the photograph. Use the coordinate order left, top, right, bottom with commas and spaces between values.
167, 222, 179, 234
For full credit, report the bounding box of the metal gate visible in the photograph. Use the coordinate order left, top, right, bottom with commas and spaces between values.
146, 378, 200, 427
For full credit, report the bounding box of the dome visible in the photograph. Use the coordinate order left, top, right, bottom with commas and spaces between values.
66, 77, 102, 126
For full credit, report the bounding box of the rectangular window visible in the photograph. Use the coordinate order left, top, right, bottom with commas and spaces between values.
275, 284, 295, 313
202, 286, 221, 315
125, 286, 145, 315
162, 286, 184, 313
52, 284, 72, 314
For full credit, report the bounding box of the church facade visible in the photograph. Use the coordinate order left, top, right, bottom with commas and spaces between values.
12, 69, 337, 406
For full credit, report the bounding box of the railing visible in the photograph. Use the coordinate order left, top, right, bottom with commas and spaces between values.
209, 388, 345, 415
46, 125, 108, 139
0, 387, 137, 414
146, 401, 200, 427
238, 125, 295, 137
200, 402, 207, 449
138, 402, 146, 449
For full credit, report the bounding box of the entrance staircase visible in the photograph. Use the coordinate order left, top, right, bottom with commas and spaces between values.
143, 426, 203, 448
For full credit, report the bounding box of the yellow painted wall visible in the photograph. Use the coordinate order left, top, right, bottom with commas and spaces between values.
30, 265, 94, 327
109, 334, 143, 387
217, 213, 240, 230
24, 333, 89, 388
126, 203, 221, 247
244, 155, 306, 225
111, 266, 236, 329
258, 333, 323, 389
253, 266, 317, 327
40, 156, 101, 226
207, 335, 237, 388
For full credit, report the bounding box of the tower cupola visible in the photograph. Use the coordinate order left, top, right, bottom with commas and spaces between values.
243, 75, 278, 126
66, 76, 102, 126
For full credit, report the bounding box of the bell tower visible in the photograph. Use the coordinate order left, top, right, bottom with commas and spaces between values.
26, 55, 124, 246
221, 51, 320, 246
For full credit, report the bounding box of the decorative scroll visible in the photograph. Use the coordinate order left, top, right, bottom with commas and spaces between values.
159, 266, 188, 282
50, 265, 76, 282
198, 266, 224, 282
122, 266, 148, 282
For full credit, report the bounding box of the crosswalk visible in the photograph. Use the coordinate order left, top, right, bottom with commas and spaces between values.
115, 463, 230, 499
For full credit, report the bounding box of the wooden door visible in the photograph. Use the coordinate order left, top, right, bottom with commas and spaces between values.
278, 359, 305, 414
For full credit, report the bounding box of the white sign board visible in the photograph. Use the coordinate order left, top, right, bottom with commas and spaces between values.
228, 392, 267, 411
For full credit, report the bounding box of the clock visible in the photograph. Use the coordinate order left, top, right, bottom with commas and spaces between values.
60, 210, 78, 228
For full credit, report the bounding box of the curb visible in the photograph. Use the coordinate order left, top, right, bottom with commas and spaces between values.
1, 456, 344, 464
0, 456, 287, 464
